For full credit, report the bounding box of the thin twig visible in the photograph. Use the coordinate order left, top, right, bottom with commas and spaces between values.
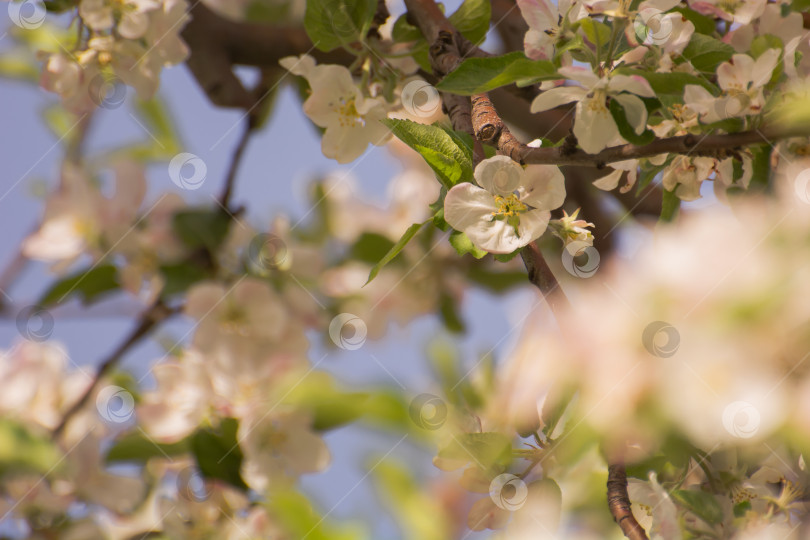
219, 121, 253, 208
52, 301, 176, 439
520, 242, 570, 317
608, 464, 650, 540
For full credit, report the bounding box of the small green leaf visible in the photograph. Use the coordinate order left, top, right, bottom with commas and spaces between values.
392, 13, 423, 42
381, 119, 473, 189
159, 261, 210, 298
733, 500, 752, 517
439, 292, 465, 333
436, 52, 558, 95
172, 208, 232, 252
437, 432, 512, 470
190, 418, 247, 491
449, 231, 487, 259
304, 0, 375, 52
578, 18, 611, 46
0, 419, 62, 477
680, 33, 735, 74
366, 221, 428, 284
494, 250, 521, 262
372, 460, 452, 540
671, 6, 716, 35
39, 264, 120, 306
106, 430, 189, 463
609, 99, 656, 145
671, 489, 724, 525
466, 266, 527, 293
660, 188, 681, 223
447, 0, 491, 45
350, 233, 396, 264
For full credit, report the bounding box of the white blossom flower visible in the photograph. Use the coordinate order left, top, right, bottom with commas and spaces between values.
531, 67, 655, 153
683, 49, 779, 124
239, 408, 330, 492
549, 208, 595, 254
279, 54, 391, 163
443, 156, 566, 254
627, 473, 681, 540
516, 0, 586, 61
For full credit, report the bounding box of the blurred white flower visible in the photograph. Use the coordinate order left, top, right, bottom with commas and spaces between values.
279, 54, 391, 163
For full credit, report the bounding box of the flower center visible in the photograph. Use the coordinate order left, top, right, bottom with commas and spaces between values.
491, 193, 528, 235
492, 193, 527, 218
335, 96, 361, 127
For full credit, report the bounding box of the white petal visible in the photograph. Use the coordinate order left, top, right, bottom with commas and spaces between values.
751, 48, 780, 88
321, 124, 369, 164
519, 165, 566, 209
475, 156, 524, 195
516, 0, 557, 32
524, 29, 555, 60
517, 209, 551, 245
530, 86, 587, 113
444, 183, 498, 233
558, 66, 601, 88
592, 169, 623, 191
279, 54, 317, 79
613, 93, 648, 135
609, 75, 655, 97
574, 98, 621, 154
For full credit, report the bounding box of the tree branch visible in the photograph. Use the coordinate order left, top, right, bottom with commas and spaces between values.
608, 464, 650, 540
52, 301, 176, 439
520, 242, 570, 316
219, 119, 254, 208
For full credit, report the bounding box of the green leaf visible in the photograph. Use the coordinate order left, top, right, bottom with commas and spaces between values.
447, 0, 491, 45
671, 489, 724, 525
39, 264, 120, 306
578, 18, 611, 46
494, 249, 521, 262
44, 0, 78, 12
733, 500, 752, 517
439, 292, 465, 333
437, 432, 512, 471
269, 491, 362, 540
659, 188, 681, 223
350, 233, 396, 264
304, 0, 376, 52
392, 13, 423, 42
617, 68, 716, 94
449, 231, 487, 259
671, 6, 716, 35
190, 418, 247, 491
436, 51, 558, 95
609, 99, 656, 145
366, 220, 428, 284
680, 33, 735, 74
466, 266, 527, 293
381, 119, 473, 189
159, 261, 210, 298
172, 208, 232, 252
0, 419, 62, 477
106, 430, 189, 463
372, 460, 452, 540
128, 97, 182, 160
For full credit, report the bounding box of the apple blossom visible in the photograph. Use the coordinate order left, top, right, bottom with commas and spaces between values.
688, 0, 767, 25
444, 156, 566, 254
279, 54, 391, 163
516, 0, 586, 61
531, 67, 655, 153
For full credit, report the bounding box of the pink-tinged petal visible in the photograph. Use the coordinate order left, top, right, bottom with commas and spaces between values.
612, 93, 648, 135
519, 165, 566, 209
574, 98, 621, 154
475, 156, 524, 195
558, 65, 601, 88
467, 497, 511, 531
609, 74, 655, 98
640, 0, 680, 11
524, 29, 555, 60
516, 0, 557, 32
717, 54, 754, 91
688, 2, 731, 21
282, 428, 331, 474
530, 86, 587, 113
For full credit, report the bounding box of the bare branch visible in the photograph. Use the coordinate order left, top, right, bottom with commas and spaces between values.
608, 464, 650, 540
